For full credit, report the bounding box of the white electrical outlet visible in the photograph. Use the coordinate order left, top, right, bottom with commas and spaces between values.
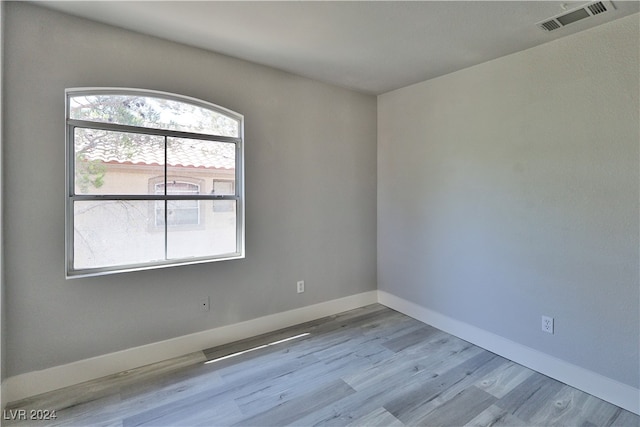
297, 280, 305, 293
542, 315, 554, 334
200, 296, 210, 312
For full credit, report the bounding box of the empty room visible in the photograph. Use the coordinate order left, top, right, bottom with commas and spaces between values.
0, 1, 638, 426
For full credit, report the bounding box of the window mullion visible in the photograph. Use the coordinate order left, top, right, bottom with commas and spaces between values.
72, 194, 231, 202
164, 135, 168, 261
67, 119, 240, 144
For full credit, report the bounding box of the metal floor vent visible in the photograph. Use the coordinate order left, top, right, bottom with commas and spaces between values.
537, 1, 615, 32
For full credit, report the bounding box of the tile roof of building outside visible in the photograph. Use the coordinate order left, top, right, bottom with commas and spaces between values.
81, 139, 235, 170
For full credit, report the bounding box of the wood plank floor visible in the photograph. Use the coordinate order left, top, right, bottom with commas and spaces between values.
4, 304, 639, 426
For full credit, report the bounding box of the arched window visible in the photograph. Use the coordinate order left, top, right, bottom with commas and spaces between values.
66, 88, 244, 277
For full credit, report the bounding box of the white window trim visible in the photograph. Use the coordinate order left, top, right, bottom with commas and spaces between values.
65, 87, 245, 278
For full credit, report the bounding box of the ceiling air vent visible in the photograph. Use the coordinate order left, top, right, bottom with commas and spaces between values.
588, 1, 608, 15
536, 1, 615, 32
540, 20, 562, 31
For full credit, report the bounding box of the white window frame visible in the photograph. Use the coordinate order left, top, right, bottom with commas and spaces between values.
65, 88, 245, 278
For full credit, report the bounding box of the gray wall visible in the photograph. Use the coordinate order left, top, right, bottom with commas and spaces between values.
1, 0, 5, 402
3, 2, 377, 377
378, 13, 639, 388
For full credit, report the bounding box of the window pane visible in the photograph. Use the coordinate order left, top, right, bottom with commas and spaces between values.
157, 182, 200, 195
155, 182, 201, 227
74, 128, 164, 195
167, 200, 237, 259
212, 180, 235, 196
69, 94, 239, 137
167, 137, 236, 194
167, 201, 199, 226
73, 201, 163, 269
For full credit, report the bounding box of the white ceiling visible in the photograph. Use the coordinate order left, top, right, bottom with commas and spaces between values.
34, 1, 639, 95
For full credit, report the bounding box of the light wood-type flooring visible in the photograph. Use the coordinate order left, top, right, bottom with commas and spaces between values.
4, 304, 639, 426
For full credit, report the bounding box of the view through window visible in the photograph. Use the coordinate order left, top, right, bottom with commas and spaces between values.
66, 89, 244, 277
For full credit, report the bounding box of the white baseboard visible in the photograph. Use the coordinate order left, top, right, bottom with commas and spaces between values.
378, 290, 640, 415
4, 290, 378, 405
